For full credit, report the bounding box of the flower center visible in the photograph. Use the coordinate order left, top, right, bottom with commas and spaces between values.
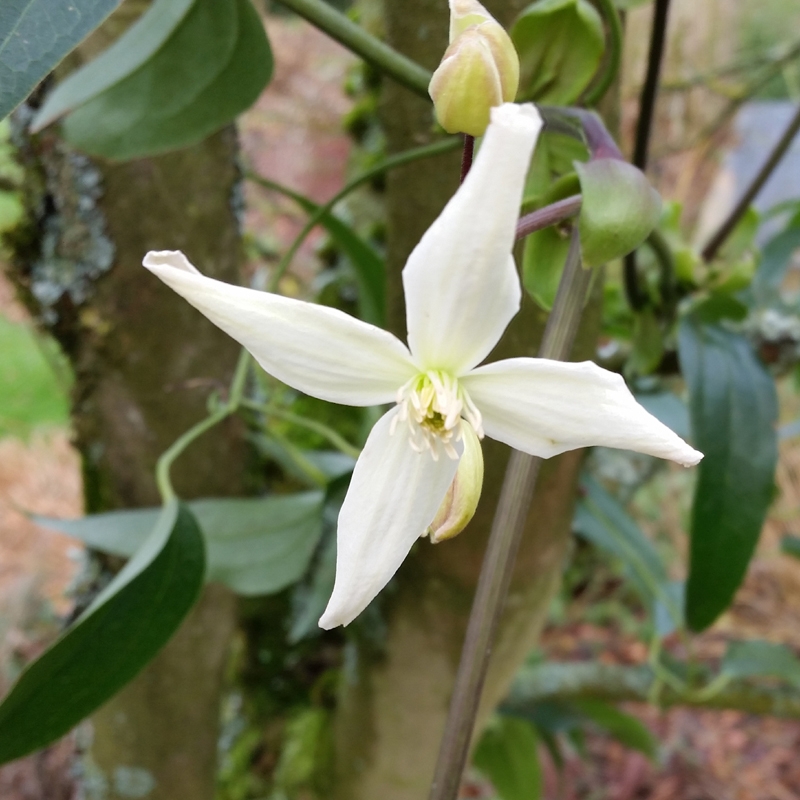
391, 370, 483, 460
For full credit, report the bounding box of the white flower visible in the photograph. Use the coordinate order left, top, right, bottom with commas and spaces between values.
143, 103, 701, 629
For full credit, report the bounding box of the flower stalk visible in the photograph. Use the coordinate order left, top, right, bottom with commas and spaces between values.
155, 348, 251, 503
460, 134, 475, 183
515, 194, 582, 240
428, 228, 592, 800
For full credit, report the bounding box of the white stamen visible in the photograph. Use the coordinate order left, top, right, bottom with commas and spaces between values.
394, 370, 481, 460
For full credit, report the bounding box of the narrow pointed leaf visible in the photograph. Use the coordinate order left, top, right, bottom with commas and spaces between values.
722, 640, 800, 685
574, 474, 681, 634
0, 501, 204, 764
0, 0, 122, 121
571, 699, 657, 759
35, 491, 325, 597
679, 319, 778, 631
256, 178, 385, 325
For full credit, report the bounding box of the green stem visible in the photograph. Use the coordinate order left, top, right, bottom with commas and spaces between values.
581, 0, 623, 107
645, 227, 676, 317
241, 399, 361, 460
155, 349, 251, 503
246, 137, 460, 289
429, 230, 593, 800
515, 195, 582, 240
503, 662, 800, 719
273, 0, 431, 96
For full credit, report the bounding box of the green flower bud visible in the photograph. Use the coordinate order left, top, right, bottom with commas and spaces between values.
429, 421, 484, 544
429, 0, 520, 137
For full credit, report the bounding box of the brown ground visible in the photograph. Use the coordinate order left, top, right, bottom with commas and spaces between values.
3, 7, 800, 800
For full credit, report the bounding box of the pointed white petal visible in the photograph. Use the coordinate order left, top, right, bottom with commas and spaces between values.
402, 103, 542, 374
144, 251, 417, 406
462, 358, 703, 466
319, 410, 462, 629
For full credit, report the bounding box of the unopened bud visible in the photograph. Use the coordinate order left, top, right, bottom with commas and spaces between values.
429, 421, 484, 543
429, 0, 519, 137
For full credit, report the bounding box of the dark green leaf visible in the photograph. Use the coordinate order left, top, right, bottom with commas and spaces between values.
474, 716, 542, 800
0, 0, 121, 121
62, 0, 272, 160
722, 640, 800, 685
35, 491, 325, 596
572, 699, 657, 759
512, 0, 604, 105
576, 159, 662, 267
0, 501, 204, 763
574, 474, 681, 634
679, 320, 778, 631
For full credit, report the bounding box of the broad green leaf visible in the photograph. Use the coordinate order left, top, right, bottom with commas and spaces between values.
512, 0, 604, 105
0, 0, 121, 121
62, 0, 272, 160
574, 474, 681, 633
576, 159, 662, 267
722, 640, 800, 685
0, 501, 204, 764
679, 320, 778, 631
35, 491, 325, 596
259, 178, 385, 326
474, 715, 542, 800
572, 699, 657, 759
32, 0, 195, 130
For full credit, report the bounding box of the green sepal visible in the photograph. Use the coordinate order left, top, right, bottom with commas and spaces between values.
576, 158, 662, 267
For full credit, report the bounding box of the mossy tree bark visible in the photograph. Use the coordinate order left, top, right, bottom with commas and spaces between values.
330, 3, 603, 798
6, 16, 252, 796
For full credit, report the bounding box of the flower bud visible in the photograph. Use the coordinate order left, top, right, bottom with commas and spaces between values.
429, 0, 520, 137
429, 421, 484, 543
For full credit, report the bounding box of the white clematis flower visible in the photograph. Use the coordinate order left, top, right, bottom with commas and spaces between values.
143, 103, 701, 629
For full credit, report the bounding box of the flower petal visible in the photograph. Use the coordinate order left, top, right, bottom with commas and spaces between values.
462, 358, 703, 466
402, 103, 543, 375
144, 251, 417, 406
319, 410, 462, 629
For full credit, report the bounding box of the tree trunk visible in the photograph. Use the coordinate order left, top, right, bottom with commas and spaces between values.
8, 37, 251, 800
330, 3, 603, 798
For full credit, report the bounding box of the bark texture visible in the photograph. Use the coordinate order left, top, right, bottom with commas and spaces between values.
7, 12, 251, 793
331, 3, 604, 798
